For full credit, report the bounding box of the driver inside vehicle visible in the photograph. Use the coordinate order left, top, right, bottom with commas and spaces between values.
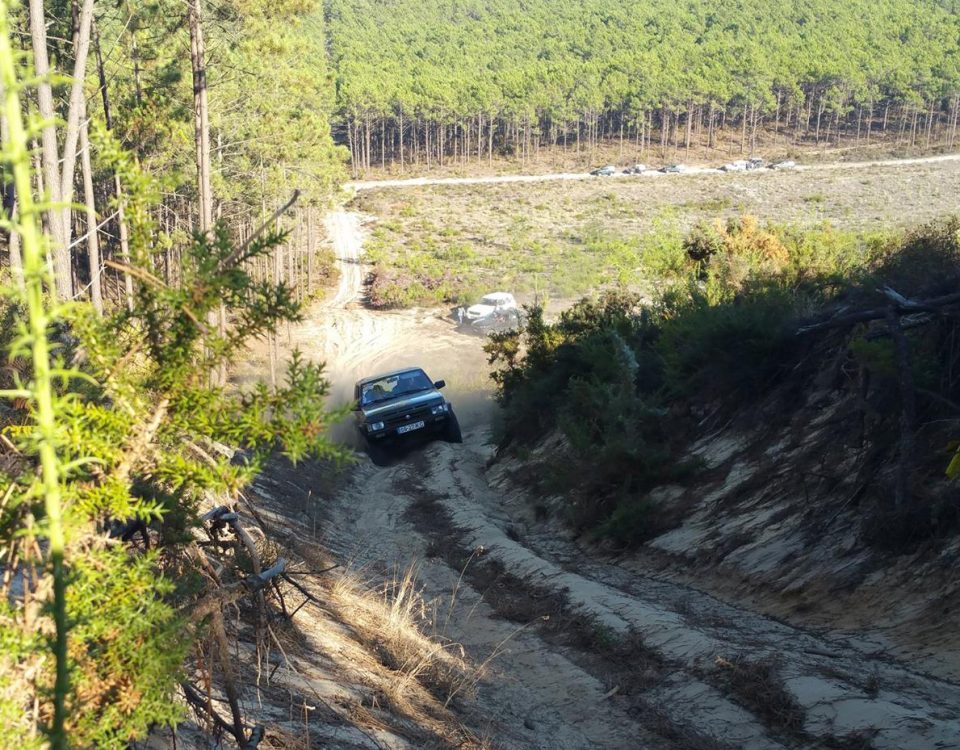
362, 381, 391, 405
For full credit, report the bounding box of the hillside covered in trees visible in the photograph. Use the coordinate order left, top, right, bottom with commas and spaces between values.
328, 0, 960, 170
6, 0, 345, 310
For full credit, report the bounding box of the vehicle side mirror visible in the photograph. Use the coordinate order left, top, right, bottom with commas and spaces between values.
434, 380, 446, 389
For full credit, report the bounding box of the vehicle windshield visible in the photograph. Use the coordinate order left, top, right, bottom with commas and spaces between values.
360, 370, 433, 406
479, 295, 503, 306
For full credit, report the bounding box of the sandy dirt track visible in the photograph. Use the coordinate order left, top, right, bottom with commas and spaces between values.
274, 209, 960, 749
346, 152, 960, 192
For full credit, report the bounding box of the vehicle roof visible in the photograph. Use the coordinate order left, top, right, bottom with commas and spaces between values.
478, 292, 514, 300
355, 367, 429, 387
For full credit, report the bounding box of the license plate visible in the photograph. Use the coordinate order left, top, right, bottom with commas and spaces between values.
397, 420, 425, 435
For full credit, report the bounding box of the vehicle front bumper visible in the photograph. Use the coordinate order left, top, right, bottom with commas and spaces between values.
363, 412, 450, 442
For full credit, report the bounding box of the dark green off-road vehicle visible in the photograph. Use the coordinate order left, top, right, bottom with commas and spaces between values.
354, 367, 462, 458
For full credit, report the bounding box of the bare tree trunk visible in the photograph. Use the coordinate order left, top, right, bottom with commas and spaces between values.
815, 100, 825, 144
95, 23, 133, 308
79, 99, 102, 315
0, 88, 22, 288
189, 0, 213, 233
29, 0, 70, 297
58, 0, 96, 256
398, 108, 404, 171
94, 23, 113, 131
488, 117, 493, 163
773, 91, 781, 142
950, 96, 960, 148
707, 101, 716, 149
740, 102, 747, 153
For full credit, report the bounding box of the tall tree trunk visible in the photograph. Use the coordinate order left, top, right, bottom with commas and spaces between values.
773, 91, 782, 142
950, 96, 960, 148
660, 106, 668, 155
346, 117, 356, 173
399, 108, 405, 171
127, 1, 143, 107
740, 102, 748, 153
0, 88, 22, 288
95, 23, 133, 308
707, 101, 716, 149
57, 0, 96, 258
488, 116, 494, 163
189, 0, 213, 233
815, 100, 825, 144
29, 0, 70, 297
79, 99, 102, 315
94, 23, 112, 129
306, 208, 314, 291
365, 117, 372, 171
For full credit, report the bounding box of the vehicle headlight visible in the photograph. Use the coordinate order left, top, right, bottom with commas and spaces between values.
367, 421, 385, 432
431, 404, 448, 415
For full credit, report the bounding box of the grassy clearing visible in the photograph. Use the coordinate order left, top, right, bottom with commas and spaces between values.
354, 159, 960, 309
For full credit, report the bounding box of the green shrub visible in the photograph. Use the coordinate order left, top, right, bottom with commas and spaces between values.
488, 219, 960, 548
656, 282, 798, 401
684, 220, 726, 262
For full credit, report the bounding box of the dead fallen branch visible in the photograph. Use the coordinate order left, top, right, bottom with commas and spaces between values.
181, 681, 264, 749
796, 287, 960, 335
187, 557, 287, 621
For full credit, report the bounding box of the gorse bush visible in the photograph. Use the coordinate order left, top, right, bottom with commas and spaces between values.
0, 23, 348, 748
487, 216, 960, 547
656, 280, 798, 401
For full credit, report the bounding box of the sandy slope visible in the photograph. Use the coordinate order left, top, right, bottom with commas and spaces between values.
283, 209, 960, 749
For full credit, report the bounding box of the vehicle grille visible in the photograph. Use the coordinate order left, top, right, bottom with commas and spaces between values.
381, 405, 434, 430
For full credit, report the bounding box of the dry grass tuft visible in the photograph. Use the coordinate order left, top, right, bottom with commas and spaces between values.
325, 562, 475, 709
713, 654, 806, 733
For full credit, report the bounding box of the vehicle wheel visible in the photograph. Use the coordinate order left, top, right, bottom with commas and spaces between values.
365, 440, 392, 466
443, 410, 463, 443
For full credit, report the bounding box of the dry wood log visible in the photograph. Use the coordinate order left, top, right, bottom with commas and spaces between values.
187, 557, 287, 621
796, 287, 960, 335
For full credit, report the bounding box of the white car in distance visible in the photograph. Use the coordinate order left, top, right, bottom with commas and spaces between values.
721, 159, 750, 172
465, 292, 518, 323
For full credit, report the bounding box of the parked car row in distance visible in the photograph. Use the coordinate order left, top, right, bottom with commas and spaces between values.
589, 158, 796, 176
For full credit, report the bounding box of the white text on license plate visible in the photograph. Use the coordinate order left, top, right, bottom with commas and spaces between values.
397, 420, 425, 435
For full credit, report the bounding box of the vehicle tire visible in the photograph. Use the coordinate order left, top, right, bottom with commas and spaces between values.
443, 410, 463, 444
366, 440, 392, 466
